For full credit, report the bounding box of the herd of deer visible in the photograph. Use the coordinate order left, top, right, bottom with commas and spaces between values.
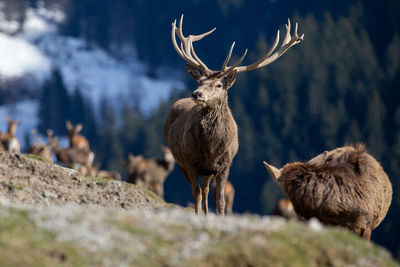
0, 16, 393, 240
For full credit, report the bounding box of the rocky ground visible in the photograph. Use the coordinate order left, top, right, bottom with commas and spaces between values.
0, 152, 398, 266
0, 152, 166, 210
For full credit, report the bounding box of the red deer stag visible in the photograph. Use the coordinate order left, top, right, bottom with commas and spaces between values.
263, 144, 392, 239
0, 118, 20, 153
164, 15, 303, 214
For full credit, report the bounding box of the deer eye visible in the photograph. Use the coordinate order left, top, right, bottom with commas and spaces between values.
216, 83, 223, 88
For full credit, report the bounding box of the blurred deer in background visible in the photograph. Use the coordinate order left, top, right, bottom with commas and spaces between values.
48, 130, 94, 172
28, 129, 52, 161
0, 118, 20, 153
164, 15, 303, 214
123, 147, 175, 198
212, 180, 235, 214
80, 162, 121, 180
65, 120, 90, 151
273, 198, 298, 220
123, 153, 146, 186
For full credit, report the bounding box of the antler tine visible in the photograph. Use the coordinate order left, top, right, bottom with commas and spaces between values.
172, 19, 199, 67
229, 19, 303, 73
171, 14, 215, 71
222, 42, 235, 72
222, 48, 248, 75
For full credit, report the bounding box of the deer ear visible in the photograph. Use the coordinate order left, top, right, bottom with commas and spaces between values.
222, 70, 237, 89
186, 64, 205, 80
76, 123, 83, 132
66, 120, 72, 130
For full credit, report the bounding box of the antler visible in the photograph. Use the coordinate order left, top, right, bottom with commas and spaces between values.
171, 16, 304, 76
171, 15, 216, 71
222, 19, 304, 75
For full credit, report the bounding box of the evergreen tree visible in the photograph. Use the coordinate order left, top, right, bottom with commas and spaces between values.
96, 100, 123, 171
38, 68, 71, 136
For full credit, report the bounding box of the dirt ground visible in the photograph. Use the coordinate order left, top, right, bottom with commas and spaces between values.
0, 152, 166, 210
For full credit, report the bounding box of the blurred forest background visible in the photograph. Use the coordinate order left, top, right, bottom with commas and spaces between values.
1, 0, 399, 258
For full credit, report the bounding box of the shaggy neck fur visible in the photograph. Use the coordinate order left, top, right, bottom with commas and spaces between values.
199, 97, 235, 153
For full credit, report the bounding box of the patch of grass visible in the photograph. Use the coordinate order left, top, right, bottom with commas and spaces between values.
0, 206, 96, 266
141, 187, 165, 203
24, 154, 52, 164
86, 176, 111, 186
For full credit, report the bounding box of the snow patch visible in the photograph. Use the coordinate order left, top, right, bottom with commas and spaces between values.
0, 32, 50, 80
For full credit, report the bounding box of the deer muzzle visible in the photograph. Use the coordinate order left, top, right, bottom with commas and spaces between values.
191, 90, 206, 106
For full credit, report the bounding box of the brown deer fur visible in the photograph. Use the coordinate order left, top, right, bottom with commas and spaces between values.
0, 118, 20, 153
273, 198, 298, 220
263, 144, 392, 239
49, 134, 94, 171
123, 147, 175, 198
65, 120, 90, 151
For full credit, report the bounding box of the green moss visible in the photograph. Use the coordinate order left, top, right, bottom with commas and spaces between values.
24, 154, 52, 164
8, 184, 24, 191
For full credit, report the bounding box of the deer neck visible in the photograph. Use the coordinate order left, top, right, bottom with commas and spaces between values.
199, 98, 234, 141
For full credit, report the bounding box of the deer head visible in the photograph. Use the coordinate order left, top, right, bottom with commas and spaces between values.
66, 120, 83, 138
171, 15, 304, 108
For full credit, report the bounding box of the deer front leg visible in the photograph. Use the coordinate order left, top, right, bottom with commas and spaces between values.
201, 175, 213, 215
215, 170, 228, 215
179, 165, 203, 214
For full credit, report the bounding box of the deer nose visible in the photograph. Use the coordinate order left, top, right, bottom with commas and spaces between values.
192, 91, 203, 100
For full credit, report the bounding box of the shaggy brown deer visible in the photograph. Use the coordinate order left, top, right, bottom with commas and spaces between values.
211, 180, 235, 214
0, 118, 20, 153
28, 129, 52, 161
164, 15, 303, 214
263, 144, 393, 239
273, 198, 298, 220
65, 120, 90, 151
123, 147, 175, 198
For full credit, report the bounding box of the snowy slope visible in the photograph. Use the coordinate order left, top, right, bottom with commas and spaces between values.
0, 6, 184, 150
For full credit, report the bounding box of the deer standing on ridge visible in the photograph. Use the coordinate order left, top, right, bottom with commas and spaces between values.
164, 15, 303, 214
0, 118, 20, 153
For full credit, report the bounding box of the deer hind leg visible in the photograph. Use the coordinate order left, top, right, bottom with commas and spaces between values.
360, 227, 372, 240
225, 191, 234, 215
201, 175, 213, 215
215, 170, 229, 215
